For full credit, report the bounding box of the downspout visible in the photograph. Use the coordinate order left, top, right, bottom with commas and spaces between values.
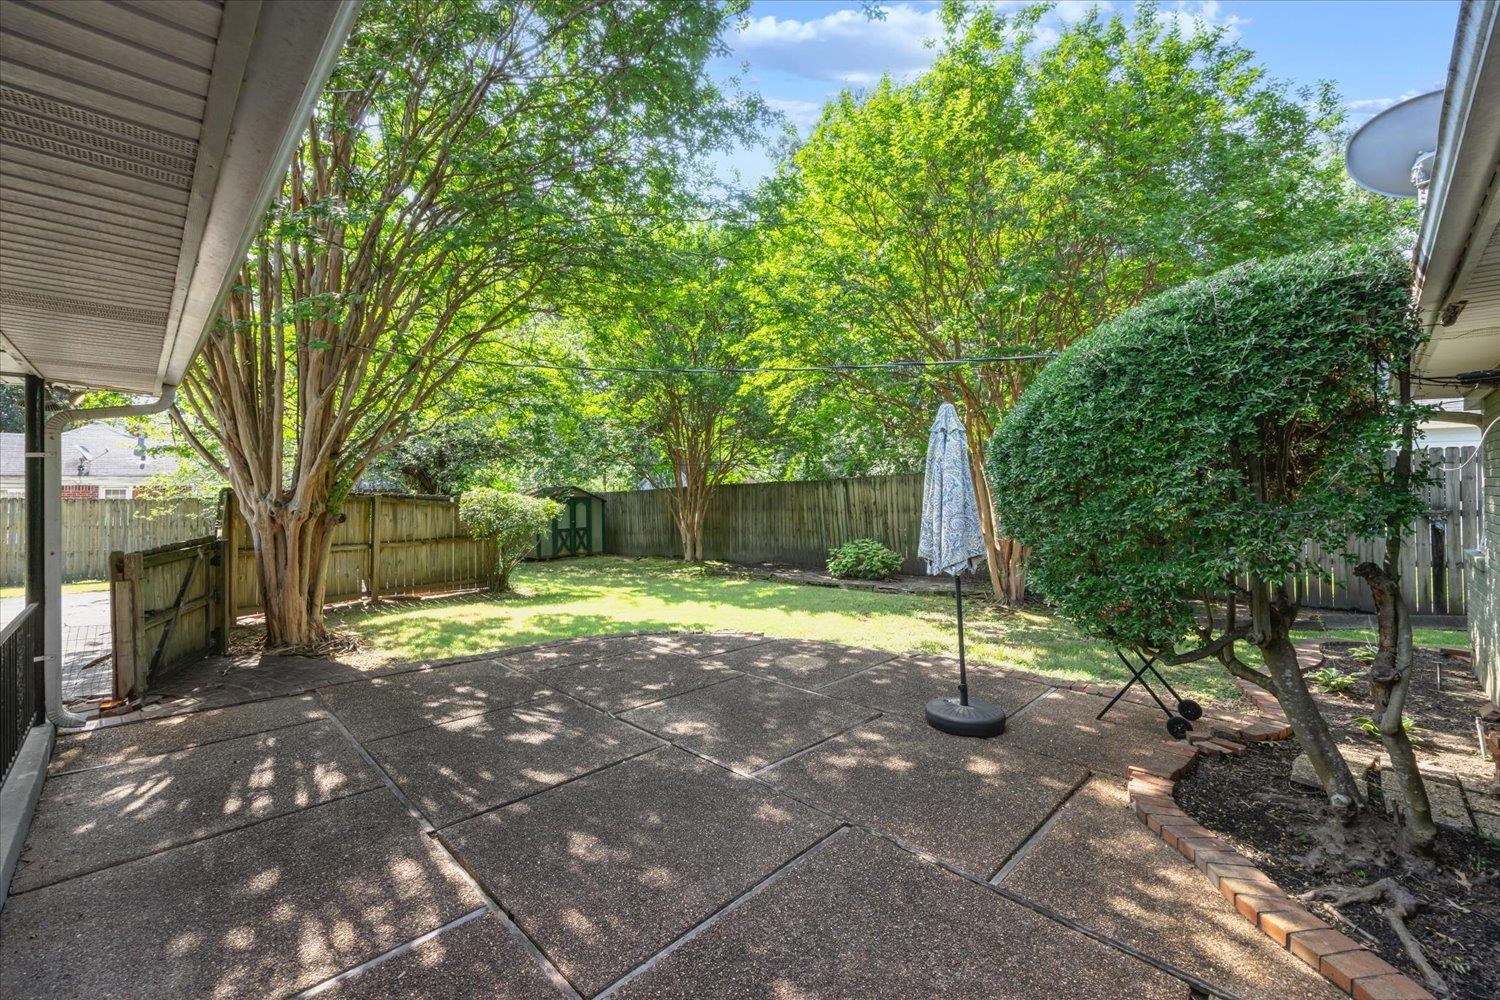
42, 386, 177, 728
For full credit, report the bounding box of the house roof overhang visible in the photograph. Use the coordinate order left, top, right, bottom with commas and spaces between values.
1412, 0, 1500, 401
0, 0, 360, 394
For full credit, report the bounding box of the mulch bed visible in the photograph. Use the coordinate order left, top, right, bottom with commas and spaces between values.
1175, 645, 1500, 999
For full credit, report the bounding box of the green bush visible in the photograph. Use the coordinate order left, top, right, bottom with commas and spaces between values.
1307, 667, 1359, 695
987, 241, 1423, 653
827, 538, 902, 580
458, 488, 561, 592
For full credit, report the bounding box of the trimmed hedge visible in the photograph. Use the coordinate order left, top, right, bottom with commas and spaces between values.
987, 241, 1423, 650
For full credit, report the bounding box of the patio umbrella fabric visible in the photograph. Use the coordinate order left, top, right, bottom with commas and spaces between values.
917, 403, 986, 578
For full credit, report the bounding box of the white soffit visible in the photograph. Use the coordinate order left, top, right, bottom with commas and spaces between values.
1413, 0, 1500, 396
0, 0, 358, 393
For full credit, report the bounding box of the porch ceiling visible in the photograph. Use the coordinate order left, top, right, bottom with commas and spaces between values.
0, 0, 358, 394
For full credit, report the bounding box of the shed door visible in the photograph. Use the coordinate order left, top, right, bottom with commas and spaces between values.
553, 498, 590, 556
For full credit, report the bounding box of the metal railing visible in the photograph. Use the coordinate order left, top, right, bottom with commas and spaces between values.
1, 603, 41, 786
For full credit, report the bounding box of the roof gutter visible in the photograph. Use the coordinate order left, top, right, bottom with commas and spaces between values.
41, 387, 177, 728
1412, 0, 1500, 363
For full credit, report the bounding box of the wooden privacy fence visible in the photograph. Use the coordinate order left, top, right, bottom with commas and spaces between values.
604, 474, 930, 574
221, 490, 499, 615
111, 536, 228, 699
602, 447, 1483, 616
0, 497, 214, 585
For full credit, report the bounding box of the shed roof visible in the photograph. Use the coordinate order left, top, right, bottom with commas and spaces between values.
533, 485, 607, 502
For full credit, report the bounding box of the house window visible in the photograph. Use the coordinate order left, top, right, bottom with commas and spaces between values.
102, 487, 129, 499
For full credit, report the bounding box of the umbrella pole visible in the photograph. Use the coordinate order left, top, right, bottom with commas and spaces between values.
955, 573, 969, 706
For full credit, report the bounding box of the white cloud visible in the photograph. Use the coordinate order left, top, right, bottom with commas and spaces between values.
765, 97, 827, 133
1157, 1, 1246, 41
1344, 88, 1437, 125
732, 4, 947, 86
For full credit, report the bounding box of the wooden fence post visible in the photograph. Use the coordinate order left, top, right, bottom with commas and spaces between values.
110, 549, 146, 701
369, 495, 382, 601
218, 488, 238, 624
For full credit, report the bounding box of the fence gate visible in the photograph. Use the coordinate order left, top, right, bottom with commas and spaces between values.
110, 536, 228, 702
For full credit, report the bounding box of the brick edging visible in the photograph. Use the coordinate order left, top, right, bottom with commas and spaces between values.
1124, 679, 1436, 1000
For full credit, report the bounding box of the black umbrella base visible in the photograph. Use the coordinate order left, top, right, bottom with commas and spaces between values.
925, 697, 1006, 738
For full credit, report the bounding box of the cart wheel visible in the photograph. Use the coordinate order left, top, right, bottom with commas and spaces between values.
1167, 716, 1192, 740
1178, 699, 1203, 722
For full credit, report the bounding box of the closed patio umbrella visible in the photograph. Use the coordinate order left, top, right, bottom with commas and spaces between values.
917, 402, 1006, 738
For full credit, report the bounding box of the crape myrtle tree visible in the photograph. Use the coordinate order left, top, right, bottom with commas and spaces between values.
763, 0, 1410, 604
171, 0, 756, 646
988, 242, 1432, 827
573, 220, 779, 562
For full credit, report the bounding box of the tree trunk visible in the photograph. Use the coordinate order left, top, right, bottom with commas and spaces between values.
1356, 566, 1437, 851
1246, 577, 1360, 811
672, 490, 706, 563
1261, 632, 1360, 809
249, 508, 332, 648
966, 434, 1026, 605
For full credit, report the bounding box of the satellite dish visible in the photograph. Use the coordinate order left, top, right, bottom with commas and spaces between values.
1345, 90, 1443, 198
74, 444, 94, 460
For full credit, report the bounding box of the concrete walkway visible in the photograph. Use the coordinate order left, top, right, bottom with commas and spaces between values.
1, 633, 1337, 998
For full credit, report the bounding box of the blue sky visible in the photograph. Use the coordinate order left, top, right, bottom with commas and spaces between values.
710, 0, 1460, 184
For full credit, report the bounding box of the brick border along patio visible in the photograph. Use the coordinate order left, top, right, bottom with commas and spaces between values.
1123, 648, 1436, 1000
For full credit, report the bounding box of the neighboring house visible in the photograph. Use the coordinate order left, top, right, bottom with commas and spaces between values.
0, 422, 177, 499
1403, 1, 1500, 700
1419, 398, 1484, 448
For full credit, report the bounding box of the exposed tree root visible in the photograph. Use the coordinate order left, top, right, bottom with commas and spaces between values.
1300, 879, 1448, 995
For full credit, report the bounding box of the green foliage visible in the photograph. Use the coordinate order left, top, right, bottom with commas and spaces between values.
826, 538, 903, 580
369, 419, 496, 496
759, 0, 1412, 471
988, 241, 1427, 652
1307, 668, 1359, 695
1348, 645, 1379, 663
458, 488, 561, 591
1355, 715, 1418, 742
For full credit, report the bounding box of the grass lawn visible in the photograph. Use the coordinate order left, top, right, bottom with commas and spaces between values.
336, 557, 1260, 702
1307, 627, 1471, 649
0, 580, 107, 598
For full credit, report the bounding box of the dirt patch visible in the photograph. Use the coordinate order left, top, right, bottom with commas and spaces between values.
1305, 643, 1494, 788
1175, 644, 1500, 999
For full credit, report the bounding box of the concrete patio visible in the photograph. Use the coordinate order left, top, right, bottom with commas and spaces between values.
0, 632, 1338, 998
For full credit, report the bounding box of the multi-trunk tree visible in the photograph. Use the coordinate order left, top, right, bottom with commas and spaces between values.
988, 241, 1433, 829
574, 221, 778, 561
764, 1, 1409, 603
171, 0, 752, 646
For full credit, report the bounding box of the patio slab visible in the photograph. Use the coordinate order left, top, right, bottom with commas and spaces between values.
325, 914, 564, 999
11, 719, 380, 893
48, 694, 326, 775
999, 778, 1340, 997
820, 654, 1052, 722
620, 674, 878, 774
319, 658, 552, 741
762, 715, 1087, 878
703, 637, 897, 688
0, 789, 482, 1000
1001, 688, 1178, 775
610, 828, 1182, 999
498, 633, 670, 672
366, 696, 661, 827
540, 651, 741, 713
442, 747, 838, 997
636, 631, 765, 658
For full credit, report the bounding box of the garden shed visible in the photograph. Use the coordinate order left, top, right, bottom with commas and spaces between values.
530, 486, 606, 559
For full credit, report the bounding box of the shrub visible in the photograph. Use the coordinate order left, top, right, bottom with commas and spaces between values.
458, 488, 561, 592
986, 241, 1424, 808
1307, 668, 1358, 695
827, 538, 902, 580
